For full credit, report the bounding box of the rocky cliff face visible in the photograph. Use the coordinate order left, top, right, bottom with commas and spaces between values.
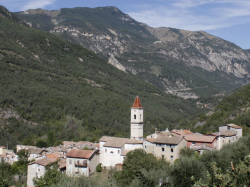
15, 7, 250, 99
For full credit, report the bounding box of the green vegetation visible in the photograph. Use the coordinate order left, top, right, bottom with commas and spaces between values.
114, 149, 169, 186
0, 6, 202, 148
33, 162, 61, 187
96, 164, 102, 172
0, 149, 29, 186
192, 83, 250, 134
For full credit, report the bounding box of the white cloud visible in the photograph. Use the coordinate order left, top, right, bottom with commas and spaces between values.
1, 0, 56, 11
21, 0, 56, 11
127, 0, 250, 31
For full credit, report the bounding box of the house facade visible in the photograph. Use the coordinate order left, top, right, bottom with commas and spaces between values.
99, 136, 143, 167
184, 134, 216, 148
27, 157, 57, 187
144, 133, 187, 162
0, 146, 6, 155
66, 149, 99, 177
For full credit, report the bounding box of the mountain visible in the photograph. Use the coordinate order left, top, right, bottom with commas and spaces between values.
0, 6, 201, 148
14, 7, 250, 99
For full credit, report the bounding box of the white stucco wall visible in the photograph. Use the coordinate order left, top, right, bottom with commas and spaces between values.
131, 108, 143, 124
27, 164, 46, 187
100, 146, 122, 167
124, 144, 143, 150
130, 124, 143, 140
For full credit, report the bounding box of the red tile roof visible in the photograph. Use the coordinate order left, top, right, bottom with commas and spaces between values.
132, 96, 143, 108
28, 158, 57, 166
171, 129, 193, 136
58, 159, 66, 169
66, 149, 95, 159
184, 135, 215, 143
227, 124, 242, 129
46, 152, 63, 159
0, 146, 6, 149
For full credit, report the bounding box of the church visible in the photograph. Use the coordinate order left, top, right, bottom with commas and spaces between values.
99, 96, 144, 168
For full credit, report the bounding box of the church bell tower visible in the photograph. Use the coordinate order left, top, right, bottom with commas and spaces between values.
130, 96, 143, 141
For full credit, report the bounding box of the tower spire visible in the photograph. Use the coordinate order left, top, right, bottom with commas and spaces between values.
132, 96, 143, 108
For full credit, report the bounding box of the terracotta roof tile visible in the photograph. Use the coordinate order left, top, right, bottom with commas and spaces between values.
132, 96, 143, 108
46, 152, 63, 159
227, 124, 242, 129
0, 146, 6, 149
121, 150, 131, 156
58, 159, 66, 169
145, 138, 155, 143
100, 136, 142, 148
184, 135, 215, 142
171, 129, 193, 136
66, 149, 95, 159
28, 158, 57, 166
207, 130, 236, 137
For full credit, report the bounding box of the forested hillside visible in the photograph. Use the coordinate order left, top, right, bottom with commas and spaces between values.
0, 6, 202, 149
188, 83, 250, 134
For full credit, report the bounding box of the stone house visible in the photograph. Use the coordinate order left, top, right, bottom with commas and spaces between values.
0, 146, 6, 155
184, 134, 216, 148
27, 157, 57, 187
16, 145, 37, 152
144, 135, 187, 162
28, 148, 48, 161
206, 123, 242, 149
27, 157, 66, 187
190, 144, 215, 154
66, 149, 99, 177
219, 123, 242, 140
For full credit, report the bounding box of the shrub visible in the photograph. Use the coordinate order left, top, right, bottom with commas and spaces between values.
96, 164, 102, 172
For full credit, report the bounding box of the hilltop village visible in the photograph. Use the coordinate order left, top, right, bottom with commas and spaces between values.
0, 96, 243, 187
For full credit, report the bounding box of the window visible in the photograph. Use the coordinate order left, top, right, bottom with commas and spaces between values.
227, 126, 230, 130
145, 146, 147, 149
118, 150, 120, 154
69, 159, 72, 164
191, 142, 196, 145
110, 151, 113, 153
38, 169, 40, 172
134, 115, 136, 119
171, 156, 174, 161
105, 149, 107, 153
171, 148, 173, 153
162, 148, 165, 152
140, 114, 141, 119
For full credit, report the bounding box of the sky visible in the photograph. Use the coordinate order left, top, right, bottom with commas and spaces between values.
1, 0, 250, 49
